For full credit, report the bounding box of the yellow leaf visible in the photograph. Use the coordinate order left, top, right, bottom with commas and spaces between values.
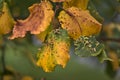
37, 29, 70, 72
58, 7, 102, 40
0, 2, 15, 35
10, 1, 54, 39
109, 50, 119, 70
37, 45, 57, 72
63, 0, 89, 10
51, 0, 71, 2
53, 41, 70, 68
36, 25, 52, 42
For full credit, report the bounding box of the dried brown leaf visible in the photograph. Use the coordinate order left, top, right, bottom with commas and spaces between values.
10, 1, 54, 39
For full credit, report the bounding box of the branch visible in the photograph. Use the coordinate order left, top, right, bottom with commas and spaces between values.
101, 38, 120, 42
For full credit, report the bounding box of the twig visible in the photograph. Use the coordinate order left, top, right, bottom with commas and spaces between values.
101, 38, 120, 42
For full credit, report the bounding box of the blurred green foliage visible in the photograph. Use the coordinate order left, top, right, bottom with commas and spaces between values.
0, 0, 120, 80
6, 0, 40, 18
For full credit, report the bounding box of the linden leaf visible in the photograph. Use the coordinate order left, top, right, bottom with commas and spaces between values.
37, 45, 56, 72
49, 29, 70, 68
74, 36, 112, 62
74, 36, 104, 57
37, 29, 70, 72
10, 1, 54, 39
63, 0, 89, 10
0, 2, 15, 35
51, 0, 71, 2
58, 7, 102, 40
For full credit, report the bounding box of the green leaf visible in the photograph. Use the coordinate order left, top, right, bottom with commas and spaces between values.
74, 36, 112, 62
74, 36, 104, 57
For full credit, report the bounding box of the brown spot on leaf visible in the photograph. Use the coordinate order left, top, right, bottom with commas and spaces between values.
58, 7, 102, 40
36, 29, 70, 72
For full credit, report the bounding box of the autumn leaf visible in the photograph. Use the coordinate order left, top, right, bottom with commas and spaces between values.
58, 7, 102, 40
10, 1, 54, 39
35, 25, 52, 42
0, 2, 15, 35
51, 0, 71, 2
37, 45, 56, 72
109, 51, 119, 70
37, 29, 70, 72
63, 0, 89, 10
